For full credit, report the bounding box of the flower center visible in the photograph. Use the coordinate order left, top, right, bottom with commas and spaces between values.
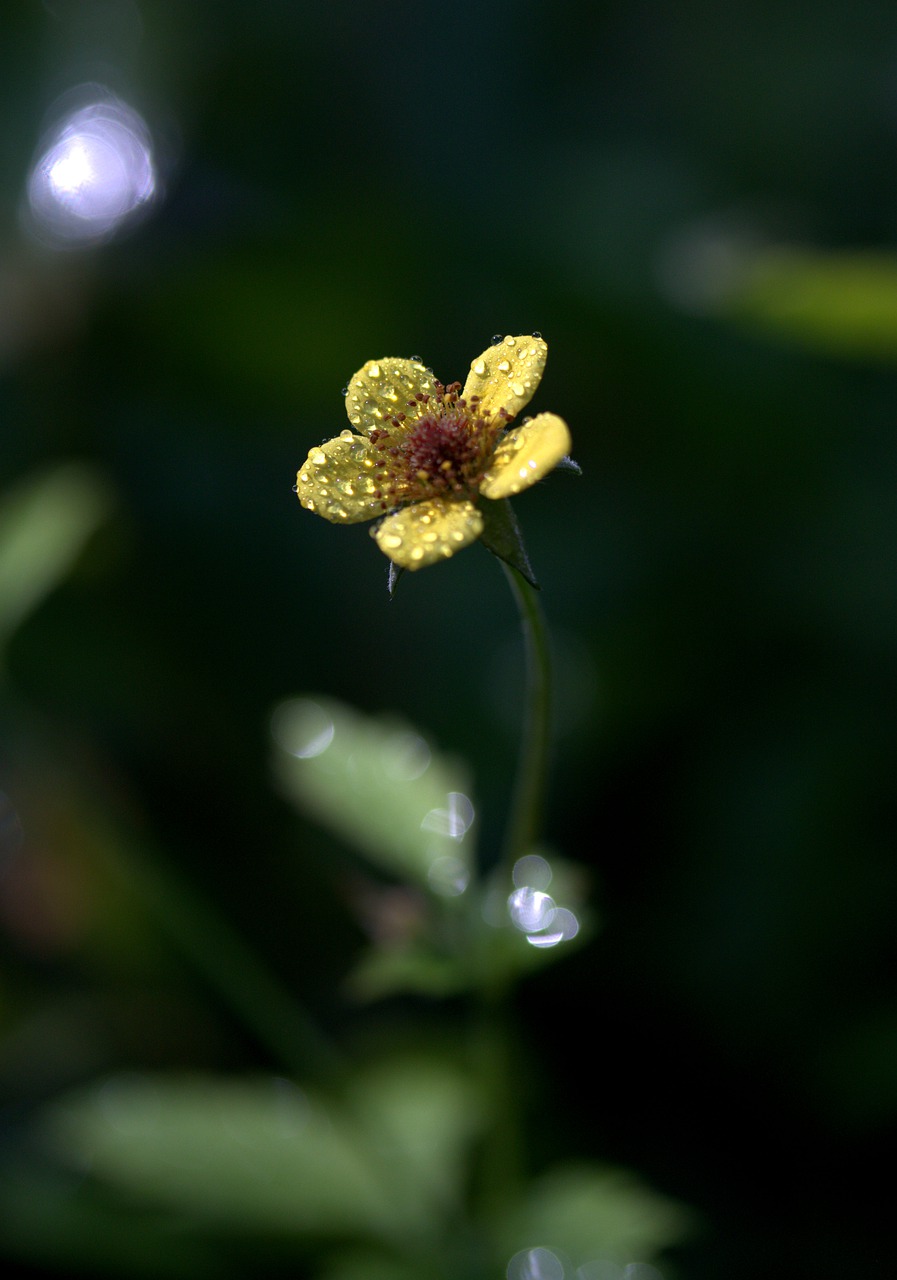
369, 381, 506, 509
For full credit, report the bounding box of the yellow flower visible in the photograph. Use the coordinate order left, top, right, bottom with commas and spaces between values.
296, 335, 571, 570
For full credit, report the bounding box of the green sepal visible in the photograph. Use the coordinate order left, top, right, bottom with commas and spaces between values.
555, 454, 582, 475
479, 498, 539, 588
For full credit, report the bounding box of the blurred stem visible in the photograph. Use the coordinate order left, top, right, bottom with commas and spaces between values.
501, 563, 552, 871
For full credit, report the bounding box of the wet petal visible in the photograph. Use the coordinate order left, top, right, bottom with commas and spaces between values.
479, 413, 571, 499
345, 358, 437, 436
462, 335, 547, 422
297, 434, 385, 523
373, 498, 483, 569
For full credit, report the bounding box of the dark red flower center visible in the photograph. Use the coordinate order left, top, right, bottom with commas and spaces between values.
368, 380, 508, 509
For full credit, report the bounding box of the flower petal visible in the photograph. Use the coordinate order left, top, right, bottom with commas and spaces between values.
296, 433, 385, 523
479, 412, 572, 499
373, 498, 484, 569
345, 358, 437, 436
462, 335, 547, 422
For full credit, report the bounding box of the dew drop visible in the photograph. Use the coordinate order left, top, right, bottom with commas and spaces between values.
532, 330, 542, 339
498, 360, 511, 373
504, 336, 516, 347
299, 471, 310, 483
382, 533, 403, 549
410, 354, 422, 363
450, 529, 465, 542
491, 333, 503, 344
341, 385, 349, 396
472, 358, 486, 376
411, 546, 425, 561
339, 429, 354, 440
510, 382, 526, 397
368, 363, 381, 378
311, 449, 326, 465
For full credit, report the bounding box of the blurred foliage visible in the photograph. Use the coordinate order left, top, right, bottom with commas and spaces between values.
0, 464, 111, 662
1, 1, 897, 1278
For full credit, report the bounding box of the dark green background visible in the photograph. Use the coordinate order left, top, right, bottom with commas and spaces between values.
2, 2, 897, 1276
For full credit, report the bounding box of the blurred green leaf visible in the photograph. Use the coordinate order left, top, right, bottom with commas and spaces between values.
721, 247, 897, 362
42, 1057, 482, 1247
321, 1252, 426, 1280
498, 1164, 689, 1270
0, 463, 112, 657
271, 697, 475, 887
350, 1055, 481, 1218
0, 1165, 219, 1280
348, 946, 469, 1002
44, 1074, 407, 1241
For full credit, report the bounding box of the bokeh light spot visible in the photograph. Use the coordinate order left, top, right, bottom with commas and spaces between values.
507, 1246, 566, 1280
26, 88, 156, 246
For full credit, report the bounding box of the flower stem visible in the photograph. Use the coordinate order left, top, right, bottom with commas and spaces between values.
500, 562, 553, 871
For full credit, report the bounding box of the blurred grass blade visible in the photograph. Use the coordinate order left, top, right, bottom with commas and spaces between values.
711, 246, 897, 363
0, 463, 112, 652
271, 697, 475, 887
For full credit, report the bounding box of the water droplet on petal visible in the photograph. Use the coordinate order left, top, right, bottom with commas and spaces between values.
340, 429, 353, 440
510, 382, 526, 397
498, 360, 511, 373
504, 335, 516, 347
311, 449, 326, 465
382, 533, 403, 549
491, 333, 503, 344
368, 363, 381, 377
472, 358, 486, 376
531, 330, 542, 339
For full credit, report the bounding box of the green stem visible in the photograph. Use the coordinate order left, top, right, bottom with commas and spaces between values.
500, 563, 553, 871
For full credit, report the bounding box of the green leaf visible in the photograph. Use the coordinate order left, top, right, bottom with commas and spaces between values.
271, 697, 475, 887
0, 463, 112, 656
350, 1055, 481, 1217
348, 946, 469, 1002
321, 1252, 426, 1280
41, 1059, 482, 1246
499, 1163, 690, 1271
479, 498, 538, 588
